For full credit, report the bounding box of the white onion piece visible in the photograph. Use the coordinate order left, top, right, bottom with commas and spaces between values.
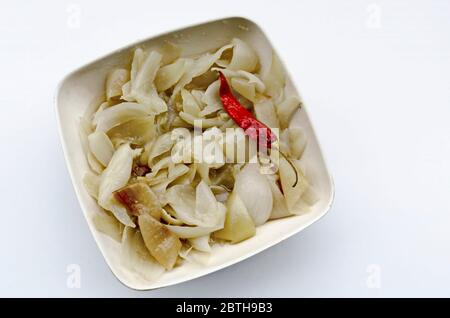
130, 48, 145, 84
195, 181, 226, 227
279, 157, 309, 212
266, 175, 291, 219
133, 51, 161, 91
262, 51, 285, 103
105, 200, 134, 228
190, 90, 205, 106
88, 132, 114, 167
146, 156, 172, 177
121, 227, 165, 281
178, 111, 224, 129
288, 109, 307, 159
288, 108, 303, 128
289, 195, 311, 215
139, 140, 154, 166
166, 182, 225, 228
124, 50, 167, 114
155, 58, 187, 92
189, 235, 211, 253
201, 80, 221, 114
121, 49, 144, 102
95, 102, 153, 132
191, 44, 233, 78
107, 116, 155, 147
202, 80, 222, 105
234, 163, 273, 226
254, 99, 279, 128
83, 171, 100, 199
165, 185, 196, 225
171, 130, 194, 164
146, 170, 168, 186
211, 67, 265, 92
161, 208, 184, 226
79, 115, 93, 153
150, 164, 190, 197
93, 102, 110, 126
288, 127, 307, 159
179, 245, 211, 265
236, 70, 265, 92
98, 143, 138, 227
171, 44, 232, 100
181, 89, 202, 117
132, 89, 167, 115
121, 81, 132, 101
92, 210, 123, 242
277, 96, 300, 129
301, 185, 319, 206
227, 38, 258, 72
158, 41, 181, 65
148, 132, 176, 165
168, 163, 187, 179
87, 151, 104, 174
231, 77, 256, 102
220, 127, 247, 163
171, 163, 197, 186
197, 163, 211, 184
192, 127, 225, 169
106, 68, 129, 100
211, 185, 229, 203
279, 129, 291, 156
213, 68, 261, 102
166, 224, 222, 239
199, 104, 222, 117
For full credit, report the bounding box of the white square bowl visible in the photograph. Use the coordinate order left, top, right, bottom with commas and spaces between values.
56, 17, 334, 290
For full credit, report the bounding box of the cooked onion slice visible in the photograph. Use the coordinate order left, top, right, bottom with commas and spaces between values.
106, 68, 129, 100
114, 182, 161, 219
188, 235, 211, 253
234, 163, 273, 226
166, 181, 226, 228
166, 224, 222, 239
107, 116, 155, 146
214, 191, 256, 243
88, 131, 114, 167
98, 143, 139, 227
121, 227, 165, 280
138, 214, 182, 270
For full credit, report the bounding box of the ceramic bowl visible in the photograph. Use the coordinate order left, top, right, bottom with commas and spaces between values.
56, 16, 334, 290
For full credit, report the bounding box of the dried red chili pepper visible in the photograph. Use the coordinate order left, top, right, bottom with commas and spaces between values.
218, 71, 298, 187
218, 72, 276, 149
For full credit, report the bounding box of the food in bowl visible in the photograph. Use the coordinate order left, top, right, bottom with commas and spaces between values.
80, 38, 318, 279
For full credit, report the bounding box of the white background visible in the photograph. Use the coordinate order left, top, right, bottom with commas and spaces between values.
1, 0, 449, 297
